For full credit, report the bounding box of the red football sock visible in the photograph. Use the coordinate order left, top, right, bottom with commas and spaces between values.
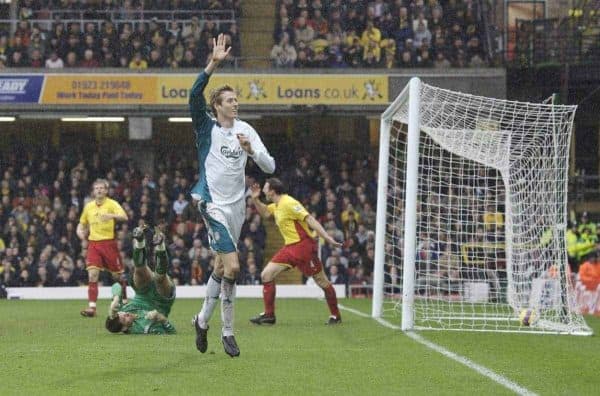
263, 281, 276, 316
324, 284, 341, 319
88, 281, 98, 308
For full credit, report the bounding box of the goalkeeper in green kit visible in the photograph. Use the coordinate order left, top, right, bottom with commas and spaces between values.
105, 226, 176, 334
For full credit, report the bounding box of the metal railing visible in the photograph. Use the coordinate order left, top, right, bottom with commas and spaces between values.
31, 9, 235, 21
570, 173, 600, 202
0, 9, 236, 35
510, 17, 600, 66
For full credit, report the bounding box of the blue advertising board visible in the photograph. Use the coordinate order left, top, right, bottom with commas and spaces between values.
0, 75, 44, 103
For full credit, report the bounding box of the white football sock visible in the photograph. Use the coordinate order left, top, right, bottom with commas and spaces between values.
197, 273, 221, 329
221, 277, 236, 337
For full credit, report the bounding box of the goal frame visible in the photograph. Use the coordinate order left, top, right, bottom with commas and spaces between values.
371, 78, 592, 335
372, 78, 420, 330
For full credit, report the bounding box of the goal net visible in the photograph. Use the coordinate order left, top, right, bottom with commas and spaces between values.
372, 78, 592, 335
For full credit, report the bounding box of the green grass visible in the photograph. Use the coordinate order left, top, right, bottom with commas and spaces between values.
1, 298, 599, 395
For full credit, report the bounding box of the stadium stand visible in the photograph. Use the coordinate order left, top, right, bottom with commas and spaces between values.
0, 142, 381, 290
3, 137, 596, 298
0, 133, 386, 286
0, 0, 241, 68
272, 0, 488, 68
511, 0, 599, 66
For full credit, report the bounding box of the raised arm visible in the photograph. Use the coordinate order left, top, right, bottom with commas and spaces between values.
189, 34, 232, 133
306, 215, 342, 247
108, 283, 123, 318
189, 70, 212, 133
250, 183, 272, 219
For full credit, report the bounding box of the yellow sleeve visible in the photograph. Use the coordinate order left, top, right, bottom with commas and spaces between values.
267, 203, 276, 214
79, 204, 89, 225
285, 197, 309, 221
109, 199, 126, 217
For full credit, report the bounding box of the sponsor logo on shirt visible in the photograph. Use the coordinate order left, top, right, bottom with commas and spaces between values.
220, 146, 244, 159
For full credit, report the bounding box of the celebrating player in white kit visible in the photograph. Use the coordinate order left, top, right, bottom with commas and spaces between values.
190, 34, 275, 357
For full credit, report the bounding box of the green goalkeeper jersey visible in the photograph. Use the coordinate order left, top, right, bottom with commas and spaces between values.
125, 312, 176, 335
112, 276, 175, 316
111, 283, 176, 334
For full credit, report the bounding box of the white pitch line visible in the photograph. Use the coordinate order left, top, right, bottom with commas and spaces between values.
337, 303, 538, 396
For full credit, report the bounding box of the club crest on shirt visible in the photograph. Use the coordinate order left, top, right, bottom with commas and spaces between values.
220, 146, 244, 159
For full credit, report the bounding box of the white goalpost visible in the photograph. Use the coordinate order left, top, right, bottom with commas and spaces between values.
372, 78, 592, 335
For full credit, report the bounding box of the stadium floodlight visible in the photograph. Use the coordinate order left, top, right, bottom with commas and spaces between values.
168, 117, 192, 122
0, 116, 15, 121
372, 77, 592, 335
61, 117, 125, 122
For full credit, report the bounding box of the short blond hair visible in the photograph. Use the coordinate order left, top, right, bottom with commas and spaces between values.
209, 84, 235, 115
93, 178, 109, 188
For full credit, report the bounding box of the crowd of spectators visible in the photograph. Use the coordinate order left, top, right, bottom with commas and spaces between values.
2, 0, 490, 70
2, 135, 597, 298
271, 0, 487, 68
0, 143, 261, 288
0, 140, 379, 292
0, 0, 241, 68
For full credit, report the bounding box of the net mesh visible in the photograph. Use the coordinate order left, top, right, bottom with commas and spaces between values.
382, 82, 592, 334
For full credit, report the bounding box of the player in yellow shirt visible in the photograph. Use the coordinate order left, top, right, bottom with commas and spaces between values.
249, 178, 342, 325
77, 178, 128, 317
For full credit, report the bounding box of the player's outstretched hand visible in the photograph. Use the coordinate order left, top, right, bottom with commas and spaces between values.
326, 236, 343, 248
109, 296, 120, 319
250, 183, 262, 199
211, 33, 231, 63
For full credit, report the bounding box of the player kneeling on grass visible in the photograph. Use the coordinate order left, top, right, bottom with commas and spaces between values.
250, 178, 342, 325
105, 226, 176, 334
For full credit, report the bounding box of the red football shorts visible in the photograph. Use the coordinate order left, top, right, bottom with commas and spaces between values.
271, 238, 323, 277
86, 239, 123, 273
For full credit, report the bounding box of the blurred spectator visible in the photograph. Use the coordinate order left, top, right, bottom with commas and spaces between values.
241, 256, 261, 285
579, 256, 600, 291
45, 51, 64, 68
271, 32, 297, 67
80, 49, 99, 67
129, 52, 148, 69
434, 52, 451, 67
328, 264, 346, 285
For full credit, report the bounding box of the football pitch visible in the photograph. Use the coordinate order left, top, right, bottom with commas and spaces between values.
1, 298, 599, 395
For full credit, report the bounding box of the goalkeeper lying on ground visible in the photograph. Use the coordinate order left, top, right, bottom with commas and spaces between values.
105, 226, 176, 334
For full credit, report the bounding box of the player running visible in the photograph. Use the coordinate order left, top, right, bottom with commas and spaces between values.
189, 34, 276, 357
78, 178, 128, 318
249, 178, 343, 325
105, 226, 176, 334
